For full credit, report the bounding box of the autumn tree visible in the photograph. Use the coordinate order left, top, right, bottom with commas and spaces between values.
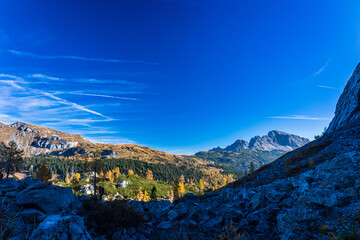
35, 161, 52, 184
145, 169, 154, 181
136, 187, 144, 201
221, 177, 227, 187
143, 190, 151, 202
65, 174, 71, 184
106, 170, 114, 183
198, 179, 205, 191
114, 167, 120, 179
73, 173, 81, 182
179, 174, 185, 184
0, 141, 24, 178
128, 169, 134, 175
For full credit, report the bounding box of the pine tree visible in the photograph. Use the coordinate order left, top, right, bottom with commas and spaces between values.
35, 161, 52, 184
151, 186, 158, 200
250, 162, 255, 176
0, 141, 24, 178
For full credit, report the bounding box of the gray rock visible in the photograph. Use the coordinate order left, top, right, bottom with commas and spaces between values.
157, 221, 172, 230
16, 182, 74, 214
327, 62, 360, 133
304, 188, 352, 207
29, 215, 91, 240
117, 180, 130, 188
80, 184, 95, 195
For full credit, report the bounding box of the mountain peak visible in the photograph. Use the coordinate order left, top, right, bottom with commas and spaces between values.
211, 130, 309, 152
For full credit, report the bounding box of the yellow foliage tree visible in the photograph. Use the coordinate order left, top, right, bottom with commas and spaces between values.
65, 175, 71, 184
114, 167, 120, 178
143, 190, 151, 202
179, 174, 185, 184
128, 169, 134, 175
177, 182, 186, 198
145, 169, 154, 181
199, 179, 205, 191
106, 170, 114, 183
221, 177, 227, 187
74, 173, 81, 181
136, 187, 144, 201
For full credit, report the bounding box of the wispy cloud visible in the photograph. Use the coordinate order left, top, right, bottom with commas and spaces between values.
66, 92, 138, 101
27, 74, 61, 81
268, 115, 331, 120
313, 59, 330, 76
6, 49, 160, 65
318, 85, 337, 90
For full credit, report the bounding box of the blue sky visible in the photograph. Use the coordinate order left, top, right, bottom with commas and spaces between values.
0, 0, 359, 154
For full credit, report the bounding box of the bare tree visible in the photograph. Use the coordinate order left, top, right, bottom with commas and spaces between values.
0, 141, 25, 178
84, 151, 104, 199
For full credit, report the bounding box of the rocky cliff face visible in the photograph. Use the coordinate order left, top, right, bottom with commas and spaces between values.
0, 122, 91, 155
327, 62, 360, 133
211, 130, 309, 152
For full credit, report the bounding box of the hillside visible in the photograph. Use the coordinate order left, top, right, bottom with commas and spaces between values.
0, 121, 213, 167
194, 130, 309, 171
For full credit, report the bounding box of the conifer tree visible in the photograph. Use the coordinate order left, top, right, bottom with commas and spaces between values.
151, 186, 158, 200
35, 161, 52, 184
0, 141, 24, 178
249, 162, 255, 176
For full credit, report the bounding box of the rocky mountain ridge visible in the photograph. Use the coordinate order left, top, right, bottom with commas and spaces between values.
211, 130, 310, 152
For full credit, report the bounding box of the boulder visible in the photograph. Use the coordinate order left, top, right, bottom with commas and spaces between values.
29, 215, 91, 240
16, 182, 74, 214
80, 184, 95, 195
304, 188, 352, 207
117, 180, 130, 188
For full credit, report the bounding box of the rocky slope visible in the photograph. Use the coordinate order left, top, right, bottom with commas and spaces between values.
118, 61, 360, 239
0, 122, 91, 155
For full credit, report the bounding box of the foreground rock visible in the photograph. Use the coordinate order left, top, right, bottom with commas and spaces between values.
0, 178, 91, 240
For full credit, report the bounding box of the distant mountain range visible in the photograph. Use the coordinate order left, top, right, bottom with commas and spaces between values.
211, 130, 310, 152
194, 131, 310, 171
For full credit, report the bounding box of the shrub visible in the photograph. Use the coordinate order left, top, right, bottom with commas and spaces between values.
81, 200, 145, 237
